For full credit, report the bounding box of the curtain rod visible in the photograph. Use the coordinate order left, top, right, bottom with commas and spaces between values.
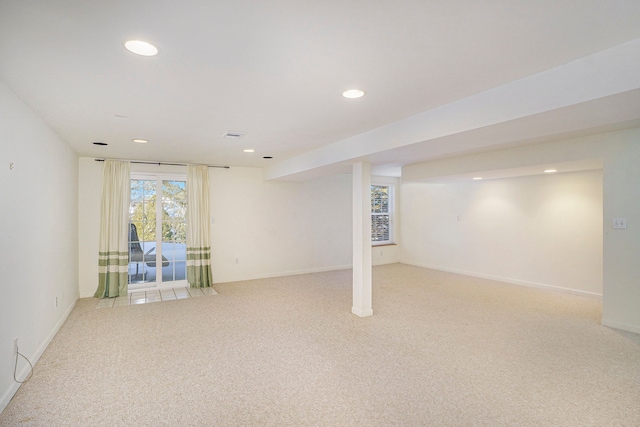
94, 158, 230, 169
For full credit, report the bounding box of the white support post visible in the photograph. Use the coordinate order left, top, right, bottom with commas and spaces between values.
352, 162, 373, 317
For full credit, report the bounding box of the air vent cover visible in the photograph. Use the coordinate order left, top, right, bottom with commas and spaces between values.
223, 131, 246, 139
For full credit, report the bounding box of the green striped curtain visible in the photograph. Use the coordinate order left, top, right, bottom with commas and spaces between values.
94, 160, 130, 298
186, 165, 213, 288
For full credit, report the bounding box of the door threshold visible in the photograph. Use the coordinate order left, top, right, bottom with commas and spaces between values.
128, 283, 189, 293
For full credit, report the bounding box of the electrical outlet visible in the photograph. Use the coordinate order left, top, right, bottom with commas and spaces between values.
612, 218, 627, 229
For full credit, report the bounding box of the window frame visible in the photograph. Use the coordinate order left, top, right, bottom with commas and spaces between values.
371, 183, 395, 246
129, 172, 188, 290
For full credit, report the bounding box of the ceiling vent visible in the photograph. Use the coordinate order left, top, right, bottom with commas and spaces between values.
223, 131, 246, 139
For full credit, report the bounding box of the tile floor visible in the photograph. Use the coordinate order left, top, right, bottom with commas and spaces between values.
96, 287, 217, 308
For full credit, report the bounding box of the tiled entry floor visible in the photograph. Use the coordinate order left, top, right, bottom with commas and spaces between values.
96, 287, 217, 308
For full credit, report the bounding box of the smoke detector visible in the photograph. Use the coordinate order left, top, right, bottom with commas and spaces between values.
223, 131, 246, 139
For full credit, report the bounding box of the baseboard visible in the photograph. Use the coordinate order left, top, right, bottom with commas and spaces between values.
399, 260, 603, 299
352, 307, 373, 317
601, 319, 640, 334
80, 265, 356, 292
214, 264, 353, 284
373, 259, 399, 266
80, 289, 96, 298
0, 295, 79, 414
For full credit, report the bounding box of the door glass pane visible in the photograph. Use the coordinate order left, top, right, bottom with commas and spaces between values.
174, 261, 186, 281
129, 179, 157, 285
161, 180, 187, 283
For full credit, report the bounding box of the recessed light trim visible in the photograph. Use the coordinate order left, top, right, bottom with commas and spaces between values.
124, 40, 158, 56
263, 156, 273, 159
92, 142, 108, 146
243, 149, 255, 153
473, 177, 483, 180
544, 169, 557, 173
342, 89, 365, 99
132, 139, 148, 144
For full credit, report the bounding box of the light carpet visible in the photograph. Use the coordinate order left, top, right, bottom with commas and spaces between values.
1, 264, 639, 426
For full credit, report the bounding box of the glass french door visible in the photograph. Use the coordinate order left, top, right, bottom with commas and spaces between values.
128, 175, 187, 289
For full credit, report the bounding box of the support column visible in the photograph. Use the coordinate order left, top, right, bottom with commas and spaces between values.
352, 162, 373, 317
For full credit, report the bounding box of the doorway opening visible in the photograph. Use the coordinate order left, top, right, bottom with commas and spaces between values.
128, 174, 187, 290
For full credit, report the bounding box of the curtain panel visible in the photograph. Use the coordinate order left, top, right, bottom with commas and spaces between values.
186, 165, 214, 288
94, 160, 130, 298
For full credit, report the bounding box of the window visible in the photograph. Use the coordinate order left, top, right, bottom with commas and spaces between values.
129, 173, 188, 289
371, 184, 394, 244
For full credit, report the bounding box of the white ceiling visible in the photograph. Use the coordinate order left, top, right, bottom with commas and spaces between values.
1, 1, 640, 179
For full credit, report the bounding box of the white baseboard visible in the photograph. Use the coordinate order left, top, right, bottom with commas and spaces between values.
601, 319, 640, 334
399, 260, 603, 299
80, 261, 399, 294
79, 265, 357, 295
0, 295, 79, 414
352, 307, 373, 317
215, 264, 353, 284
373, 259, 399, 266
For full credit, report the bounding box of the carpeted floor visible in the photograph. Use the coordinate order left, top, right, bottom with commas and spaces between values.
1, 264, 639, 426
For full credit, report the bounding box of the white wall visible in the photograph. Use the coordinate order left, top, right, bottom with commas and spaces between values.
210, 167, 352, 282
78, 157, 102, 297
78, 161, 353, 296
401, 170, 603, 296
0, 81, 79, 412
402, 127, 640, 333
372, 244, 399, 266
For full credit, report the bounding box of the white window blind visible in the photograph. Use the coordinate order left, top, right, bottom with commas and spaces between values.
371, 184, 394, 244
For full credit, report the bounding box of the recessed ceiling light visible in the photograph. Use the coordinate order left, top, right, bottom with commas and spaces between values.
263, 156, 273, 159
342, 89, 365, 99
473, 177, 483, 180
133, 139, 148, 144
544, 169, 557, 173
92, 142, 108, 146
243, 149, 255, 153
124, 40, 158, 56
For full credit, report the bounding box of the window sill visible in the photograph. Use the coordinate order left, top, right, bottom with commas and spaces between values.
372, 243, 397, 247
